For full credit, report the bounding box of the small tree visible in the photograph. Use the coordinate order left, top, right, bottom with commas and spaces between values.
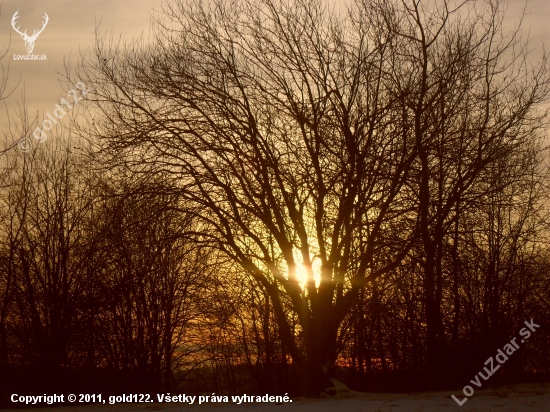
96, 187, 209, 392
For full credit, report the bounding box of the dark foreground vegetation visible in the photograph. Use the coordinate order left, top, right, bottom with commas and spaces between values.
1, 0, 550, 406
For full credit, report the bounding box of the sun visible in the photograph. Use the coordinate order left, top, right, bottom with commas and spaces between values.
295, 258, 322, 288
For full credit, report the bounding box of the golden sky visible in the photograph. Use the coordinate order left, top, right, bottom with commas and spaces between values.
0, 0, 548, 131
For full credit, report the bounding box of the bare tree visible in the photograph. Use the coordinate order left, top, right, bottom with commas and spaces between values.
360, 0, 550, 381
95, 186, 210, 392
0, 137, 101, 379
72, 0, 549, 392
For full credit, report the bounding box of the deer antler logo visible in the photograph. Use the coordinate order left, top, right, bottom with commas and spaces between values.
11, 11, 49, 54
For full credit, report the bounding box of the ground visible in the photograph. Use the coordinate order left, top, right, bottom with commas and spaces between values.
3, 382, 550, 412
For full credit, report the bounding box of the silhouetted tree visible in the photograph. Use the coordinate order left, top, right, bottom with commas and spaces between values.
71, 0, 549, 392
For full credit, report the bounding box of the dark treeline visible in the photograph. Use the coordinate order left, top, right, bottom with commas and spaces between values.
1, 0, 550, 405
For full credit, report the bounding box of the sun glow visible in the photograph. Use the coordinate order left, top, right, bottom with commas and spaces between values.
295, 256, 322, 289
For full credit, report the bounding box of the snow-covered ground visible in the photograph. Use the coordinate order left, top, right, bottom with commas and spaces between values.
4, 382, 549, 412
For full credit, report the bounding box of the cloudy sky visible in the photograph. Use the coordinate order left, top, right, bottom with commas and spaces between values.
0, 0, 548, 136
0, 0, 161, 131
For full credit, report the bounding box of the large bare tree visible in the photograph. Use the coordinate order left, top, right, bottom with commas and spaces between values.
72, 0, 549, 392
